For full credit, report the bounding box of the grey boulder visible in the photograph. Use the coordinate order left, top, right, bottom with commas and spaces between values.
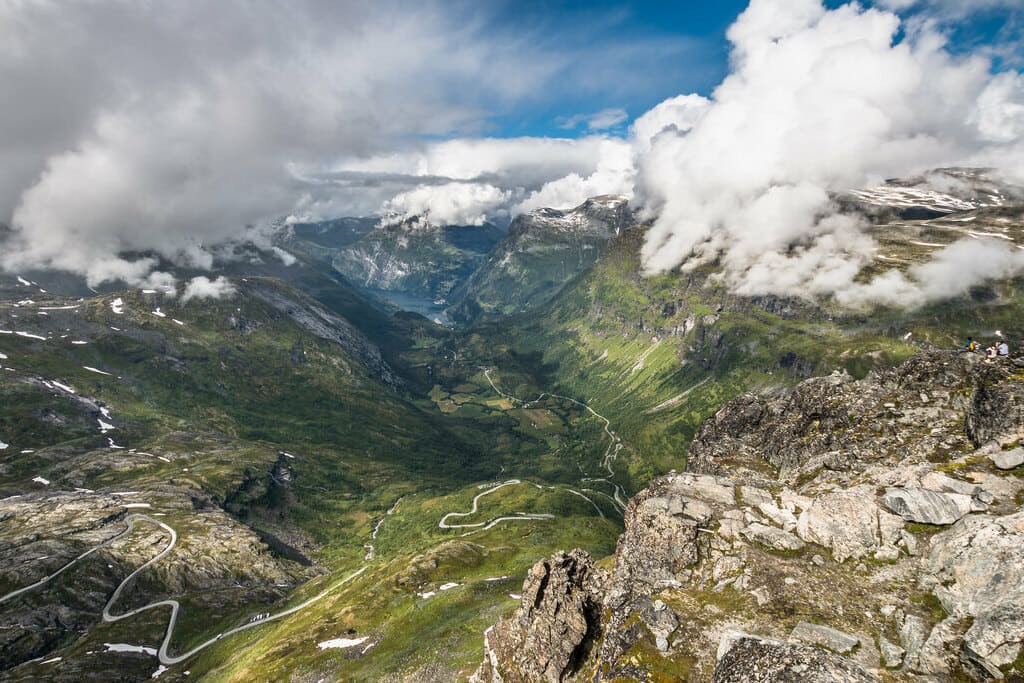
881, 487, 975, 525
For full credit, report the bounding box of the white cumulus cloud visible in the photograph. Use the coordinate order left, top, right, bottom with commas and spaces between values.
382, 183, 510, 226
635, 0, 1024, 307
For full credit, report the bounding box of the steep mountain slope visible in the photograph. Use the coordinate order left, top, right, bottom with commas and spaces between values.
326, 219, 504, 302
487, 175, 1024, 493
447, 195, 634, 323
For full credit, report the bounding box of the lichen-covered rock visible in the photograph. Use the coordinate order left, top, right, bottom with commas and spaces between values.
881, 487, 975, 525
789, 622, 860, 654
471, 550, 606, 683
688, 351, 1013, 481
741, 522, 805, 551
605, 474, 724, 610
795, 490, 902, 562
713, 634, 877, 683
966, 375, 1024, 447
990, 447, 1024, 470
879, 635, 905, 668
925, 511, 1024, 678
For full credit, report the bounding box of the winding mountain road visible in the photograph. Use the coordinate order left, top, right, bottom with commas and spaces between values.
482, 367, 624, 477
1, 513, 367, 667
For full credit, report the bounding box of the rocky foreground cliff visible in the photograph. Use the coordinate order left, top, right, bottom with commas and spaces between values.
472, 350, 1024, 681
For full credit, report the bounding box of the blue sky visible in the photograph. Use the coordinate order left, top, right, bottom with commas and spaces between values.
482, 0, 1023, 139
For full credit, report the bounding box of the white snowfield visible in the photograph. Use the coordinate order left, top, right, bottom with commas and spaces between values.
0, 441, 9, 450
849, 186, 992, 212
49, 381, 76, 394
110, 298, 124, 314
317, 636, 369, 650
104, 643, 158, 656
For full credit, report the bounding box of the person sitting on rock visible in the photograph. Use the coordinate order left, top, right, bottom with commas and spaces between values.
986, 342, 999, 362
998, 340, 1010, 358
961, 337, 977, 353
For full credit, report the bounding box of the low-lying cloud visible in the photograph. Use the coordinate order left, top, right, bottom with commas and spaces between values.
181, 276, 237, 303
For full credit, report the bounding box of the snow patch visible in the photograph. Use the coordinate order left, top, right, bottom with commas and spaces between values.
51, 381, 76, 394
0, 441, 8, 450
316, 636, 369, 650
98, 420, 116, 433
439, 582, 459, 591
83, 366, 113, 376
15, 331, 46, 340
71, 340, 88, 344
122, 503, 151, 509
104, 643, 158, 656
17, 276, 31, 286
152, 308, 166, 318
32, 476, 50, 485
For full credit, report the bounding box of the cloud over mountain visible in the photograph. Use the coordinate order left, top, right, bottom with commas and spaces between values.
635, 0, 1024, 306
0, 0, 691, 286
1, 0, 1021, 309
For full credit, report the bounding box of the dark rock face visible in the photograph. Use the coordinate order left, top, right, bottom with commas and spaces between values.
472, 550, 606, 683
248, 282, 399, 387
448, 195, 634, 323
966, 375, 1024, 447
688, 351, 1017, 480
713, 636, 877, 683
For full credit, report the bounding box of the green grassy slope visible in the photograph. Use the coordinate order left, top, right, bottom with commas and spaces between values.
487, 225, 1024, 493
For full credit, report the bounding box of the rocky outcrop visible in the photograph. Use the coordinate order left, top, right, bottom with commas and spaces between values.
713, 634, 877, 683
789, 622, 861, 654
881, 487, 977, 525
991, 447, 1024, 470
796, 490, 903, 562
472, 352, 1024, 682
966, 374, 1024, 447
472, 550, 607, 683
688, 351, 1015, 481
925, 511, 1024, 678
